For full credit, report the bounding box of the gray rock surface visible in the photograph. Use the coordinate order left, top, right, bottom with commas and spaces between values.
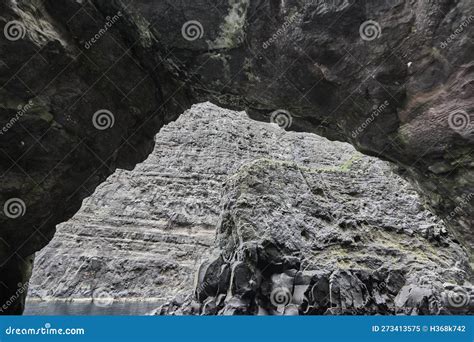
163, 158, 472, 315
29, 102, 360, 301
29, 103, 472, 315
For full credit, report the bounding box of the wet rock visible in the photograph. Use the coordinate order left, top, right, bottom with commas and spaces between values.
395, 284, 438, 315
166, 156, 472, 315
27, 103, 473, 315
30, 103, 413, 304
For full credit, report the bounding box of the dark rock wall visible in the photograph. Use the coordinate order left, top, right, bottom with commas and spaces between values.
0, 0, 172, 313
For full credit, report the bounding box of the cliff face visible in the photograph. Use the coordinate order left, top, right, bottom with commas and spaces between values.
29, 103, 472, 315
28, 102, 361, 301
0, 0, 472, 313
165, 158, 471, 315
131, 0, 474, 252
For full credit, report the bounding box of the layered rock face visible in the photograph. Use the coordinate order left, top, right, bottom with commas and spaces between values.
28, 102, 366, 301
163, 158, 472, 315
0, 0, 472, 313
131, 0, 474, 253
29, 103, 472, 315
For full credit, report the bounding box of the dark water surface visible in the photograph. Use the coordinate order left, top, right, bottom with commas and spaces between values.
24, 300, 163, 315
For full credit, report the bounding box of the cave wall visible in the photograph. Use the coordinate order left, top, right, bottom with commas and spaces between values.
0, 0, 472, 314
130, 0, 473, 251
0, 0, 170, 313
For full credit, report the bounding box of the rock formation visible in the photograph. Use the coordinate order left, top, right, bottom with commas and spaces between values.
160, 157, 472, 315
0, 0, 167, 313
29, 102, 369, 302
29, 103, 472, 315
0, 0, 472, 313
130, 0, 474, 254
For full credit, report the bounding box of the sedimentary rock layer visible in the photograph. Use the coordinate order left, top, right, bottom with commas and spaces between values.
29, 102, 361, 301
167, 158, 472, 315
29, 103, 472, 316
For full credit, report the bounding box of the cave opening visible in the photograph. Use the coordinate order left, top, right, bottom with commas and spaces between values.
20, 102, 472, 316
0, 0, 472, 318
